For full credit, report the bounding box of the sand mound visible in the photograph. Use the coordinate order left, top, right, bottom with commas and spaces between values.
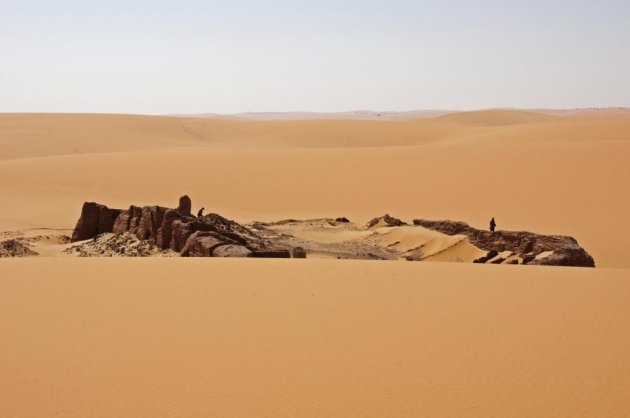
435, 109, 556, 126
363, 225, 486, 262
0, 230, 72, 257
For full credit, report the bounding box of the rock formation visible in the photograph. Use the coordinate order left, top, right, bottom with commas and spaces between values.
72, 202, 122, 242
292, 247, 307, 258
177, 195, 192, 216
71, 196, 306, 258
366, 214, 406, 228
413, 219, 595, 267
69, 200, 594, 265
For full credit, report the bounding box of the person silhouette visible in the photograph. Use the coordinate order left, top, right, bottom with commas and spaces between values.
489, 217, 496, 233
197, 207, 205, 218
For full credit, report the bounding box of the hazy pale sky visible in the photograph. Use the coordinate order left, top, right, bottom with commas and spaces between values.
2, 0, 629, 114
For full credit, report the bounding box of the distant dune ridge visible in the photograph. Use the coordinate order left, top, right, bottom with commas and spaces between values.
180, 107, 630, 120
434, 109, 557, 126
190, 109, 454, 120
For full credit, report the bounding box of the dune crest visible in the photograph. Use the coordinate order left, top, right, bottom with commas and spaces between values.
435, 109, 557, 126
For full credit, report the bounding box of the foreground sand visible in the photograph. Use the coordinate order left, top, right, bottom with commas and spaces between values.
1, 258, 629, 417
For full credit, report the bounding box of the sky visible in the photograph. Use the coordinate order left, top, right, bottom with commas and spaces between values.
1, 0, 629, 114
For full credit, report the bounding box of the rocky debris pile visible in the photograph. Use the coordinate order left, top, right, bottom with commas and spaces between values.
413, 219, 595, 267
0, 239, 39, 257
65, 233, 176, 257
71, 196, 306, 258
366, 214, 407, 229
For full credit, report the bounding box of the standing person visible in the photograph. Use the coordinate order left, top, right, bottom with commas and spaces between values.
197, 207, 205, 218
489, 217, 496, 233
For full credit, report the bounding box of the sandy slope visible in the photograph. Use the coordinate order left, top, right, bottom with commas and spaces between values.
0, 113, 487, 160
1, 258, 629, 418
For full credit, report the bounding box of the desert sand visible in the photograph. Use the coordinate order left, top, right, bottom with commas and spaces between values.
2, 258, 630, 417
1, 109, 630, 417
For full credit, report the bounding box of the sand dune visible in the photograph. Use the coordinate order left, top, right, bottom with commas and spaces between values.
363, 226, 486, 262
0, 112, 482, 160
1, 258, 629, 418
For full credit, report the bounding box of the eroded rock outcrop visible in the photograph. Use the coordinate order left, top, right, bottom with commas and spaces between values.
366, 214, 406, 229
413, 219, 595, 267
72, 202, 122, 242
292, 247, 307, 258
71, 196, 305, 258
177, 195, 192, 216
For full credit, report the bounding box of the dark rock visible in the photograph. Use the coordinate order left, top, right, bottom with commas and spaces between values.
72, 202, 122, 242
490, 258, 506, 264
335, 217, 350, 223
249, 250, 291, 258
136, 206, 167, 242
366, 214, 406, 228
180, 231, 239, 257
292, 247, 307, 258
156, 209, 181, 249
212, 244, 252, 257
70, 196, 288, 258
528, 249, 596, 267
414, 219, 595, 267
473, 250, 499, 264
487, 250, 499, 259
113, 205, 170, 246
178, 195, 192, 216
170, 219, 194, 252
522, 254, 536, 264
508, 260, 519, 265
112, 205, 142, 234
